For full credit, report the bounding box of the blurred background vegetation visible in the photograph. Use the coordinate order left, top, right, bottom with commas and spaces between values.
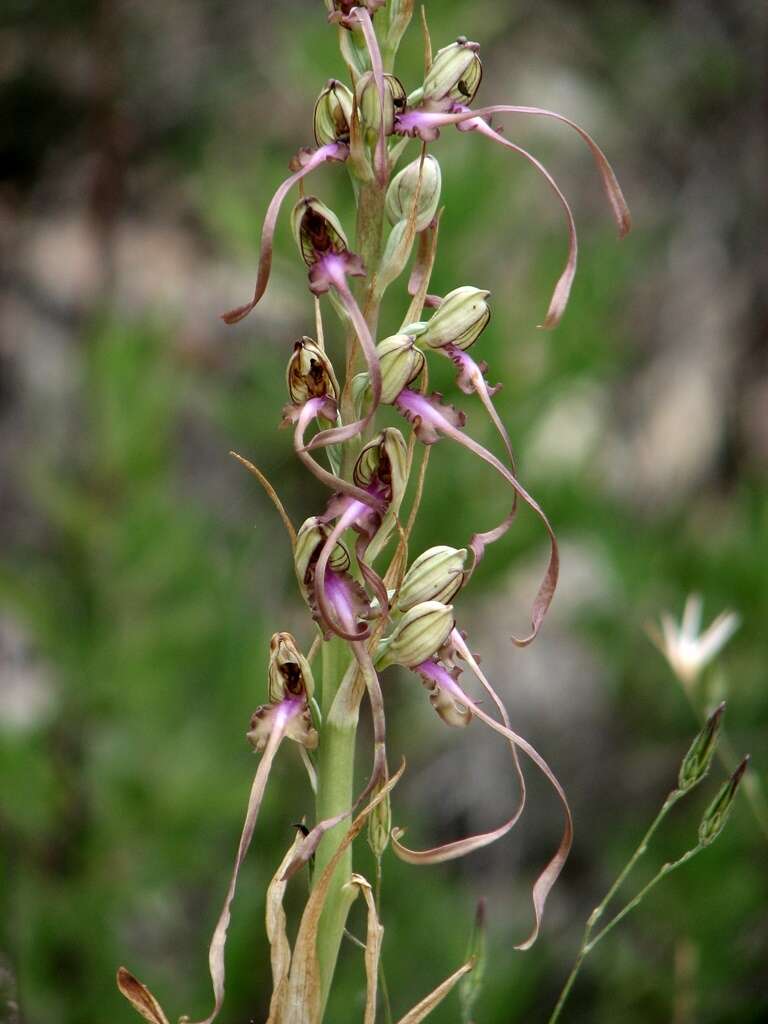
1, 1, 766, 1021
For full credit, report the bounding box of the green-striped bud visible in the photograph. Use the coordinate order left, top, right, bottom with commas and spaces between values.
354, 428, 408, 504
294, 516, 350, 594
385, 154, 442, 232
418, 286, 491, 351
286, 337, 340, 405
291, 196, 349, 267
376, 334, 425, 403
314, 79, 354, 145
422, 37, 482, 107
397, 546, 467, 612
377, 600, 454, 669
267, 631, 315, 703
678, 702, 725, 792
356, 71, 406, 139
698, 756, 749, 846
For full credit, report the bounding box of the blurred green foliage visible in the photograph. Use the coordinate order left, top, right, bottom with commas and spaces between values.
2, 1, 766, 1023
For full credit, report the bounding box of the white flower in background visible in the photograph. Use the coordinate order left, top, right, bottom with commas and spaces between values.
651, 594, 740, 686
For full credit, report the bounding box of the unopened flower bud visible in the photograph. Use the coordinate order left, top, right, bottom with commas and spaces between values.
295, 516, 350, 593
698, 756, 749, 846
375, 334, 425, 403
291, 196, 350, 267
267, 631, 315, 703
419, 286, 491, 351
678, 702, 725, 792
314, 79, 354, 145
356, 71, 406, 138
378, 600, 454, 669
421, 37, 482, 107
385, 155, 442, 232
397, 545, 467, 612
354, 428, 408, 504
286, 337, 340, 405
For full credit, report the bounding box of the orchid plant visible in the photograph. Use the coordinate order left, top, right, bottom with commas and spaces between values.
115, 2, 649, 1021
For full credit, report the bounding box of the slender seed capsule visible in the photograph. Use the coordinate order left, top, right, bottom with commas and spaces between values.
418, 286, 491, 351
267, 631, 316, 702
286, 337, 340, 405
378, 601, 455, 668
421, 37, 483, 107
698, 756, 750, 846
385, 154, 442, 232
374, 334, 425, 403
678, 702, 726, 792
291, 196, 350, 266
356, 71, 407, 138
314, 79, 354, 145
397, 545, 467, 611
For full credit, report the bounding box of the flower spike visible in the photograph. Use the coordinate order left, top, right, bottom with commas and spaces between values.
221, 143, 348, 325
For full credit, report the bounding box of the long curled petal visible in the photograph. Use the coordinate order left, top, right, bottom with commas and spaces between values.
461, 117, 579, 328
292, 397, 385, 510
448, 630, 572, 949
392, 627, 527, 865
191, 699, 303, 1024
221, 143, 348, 324
418, 645, 572, 950
397, 104, 630, 238
395, 389, 558, 645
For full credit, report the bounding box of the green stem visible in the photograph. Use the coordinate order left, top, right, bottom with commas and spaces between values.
547, 789, 683, 1024
314, 637, 359, 1017
585, 846, 703, 953
586, 790, 683, 932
